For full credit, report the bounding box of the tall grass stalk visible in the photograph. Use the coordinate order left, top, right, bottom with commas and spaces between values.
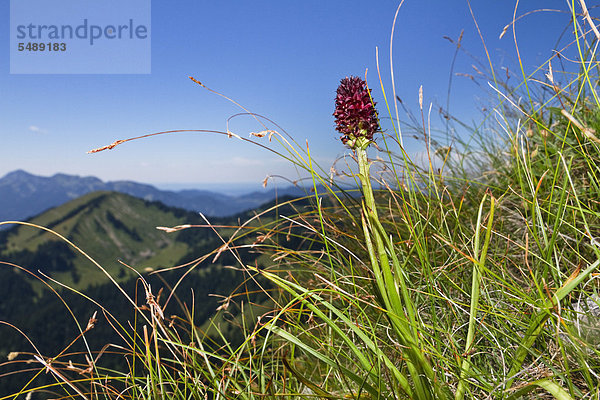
455, 194, 495, 400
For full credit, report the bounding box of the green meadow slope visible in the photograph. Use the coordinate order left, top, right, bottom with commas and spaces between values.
0, 191, 206, 289
0, 190, 284, 395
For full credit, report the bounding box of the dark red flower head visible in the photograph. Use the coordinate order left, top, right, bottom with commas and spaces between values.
333, 76, 380, 147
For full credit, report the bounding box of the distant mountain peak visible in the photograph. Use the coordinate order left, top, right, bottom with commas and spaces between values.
1, 169, 35, 180
51, 172, 104, 185
52, 172, 92, 179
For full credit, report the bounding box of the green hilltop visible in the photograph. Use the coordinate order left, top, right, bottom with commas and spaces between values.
0, 190, 279, 394
0, 191, 210, 290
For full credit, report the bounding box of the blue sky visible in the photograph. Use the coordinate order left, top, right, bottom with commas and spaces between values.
0, 1, 571, 191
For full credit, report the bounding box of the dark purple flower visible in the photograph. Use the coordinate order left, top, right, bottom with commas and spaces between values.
333, 76, 380, 146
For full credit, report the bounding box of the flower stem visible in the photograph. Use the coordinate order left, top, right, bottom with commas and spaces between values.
355, 141, 442, 399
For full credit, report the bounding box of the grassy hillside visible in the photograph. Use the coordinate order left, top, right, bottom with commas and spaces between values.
0, 191, 205, 289
0, 191, 289, 397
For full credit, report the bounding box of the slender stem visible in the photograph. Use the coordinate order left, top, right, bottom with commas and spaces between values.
455, 194, 495, 400
355, 140, 440, 400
